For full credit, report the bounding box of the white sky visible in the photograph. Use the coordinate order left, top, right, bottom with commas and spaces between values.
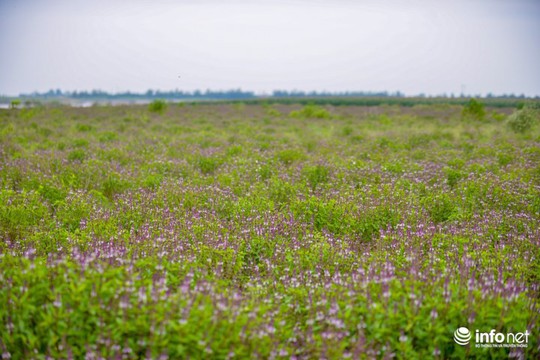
1, 0, 539, 96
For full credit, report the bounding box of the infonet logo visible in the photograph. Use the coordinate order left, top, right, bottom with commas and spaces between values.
454, 327, 530, 348
454, 327, 472, 345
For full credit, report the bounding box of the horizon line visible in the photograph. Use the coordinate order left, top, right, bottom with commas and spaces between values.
1, 88, 539, 99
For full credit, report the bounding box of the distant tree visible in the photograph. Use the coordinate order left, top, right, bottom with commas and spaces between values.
10, 99, 21, 109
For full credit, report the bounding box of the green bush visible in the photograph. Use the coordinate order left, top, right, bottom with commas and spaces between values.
444, 167, 464, 188
290, 105, 331, 119
427, 194, 458, 223
353, 205, 399, 240
67, 149, 86, 162
148, 99, 168, 114
101, 175, 128, 200
342, 125, 353, 136
75, 124, 93, 132
268, 178, 296, 207
196, 155, 221, 174
99, 131, 118, 142
276, 149, 305, 165
303, 164, 330, 190
462, 98, 486, 121
506, 108, 537, 133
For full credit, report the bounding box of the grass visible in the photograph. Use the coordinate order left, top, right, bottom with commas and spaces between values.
0, 101, 539, 359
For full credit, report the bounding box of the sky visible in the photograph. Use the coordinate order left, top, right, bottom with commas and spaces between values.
0, 0, 539, 97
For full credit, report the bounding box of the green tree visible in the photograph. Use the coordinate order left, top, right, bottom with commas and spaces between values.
10, 99, 21, 109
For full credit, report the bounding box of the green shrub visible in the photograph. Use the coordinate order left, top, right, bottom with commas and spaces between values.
75, 124, 93, 132
290, 105, 331, 119
497, 153, 513, 167
38, 184, 66, 206
142, 174, 162, 189
353, 205, 399, 240
427, 194, 458, 223
276, 149, 305, 165
196, 156, 221, 174
293, 197, 347, 235
148, 99, 168, 114
266, 107, 281, 117
99, 131, 118, 142
256, 163, 272, 180
303, 164, 330, 190
101, 175, 128, 200
268, 178, 296, 207
506, 108, 537, 133
342, 125, 353, 136
72, 138, 89, 148
226, 145, 242, 157
55, 195, 91, 231
462, 98, 486, 121
444, 167, 464, 188
0, 190, 49, 241
67, 149, 86, 162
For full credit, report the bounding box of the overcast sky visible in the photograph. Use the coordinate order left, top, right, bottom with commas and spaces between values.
1, 0, 539, 96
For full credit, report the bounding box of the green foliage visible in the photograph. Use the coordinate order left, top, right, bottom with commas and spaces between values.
506, 108, 537, 133
72, 138, 89, 148
67, 149, 86, 162
99, 131, 118, 142
524, 101, 540, 110
354, 205, 399, 240
195, 155, 221, 174
426, 193, 458, 223
302, 164, 330, 190
10, 99, 21, 109
101, 175, 128, 200
462, 98, 486, 121
0, 190, 49, 240
55, 195, 91, 231
148, 99, 168, 114
444, 167, 464, 188
265, 107, 281, 117
276, 148, 306, 165
142, 173, 162, 189
268, 178, 296, 207
292, 197, 348, 234
290, 104, 332, 119
256, 163, 272, 180
76, 123, 93, 132
341, 125, 353, 136
37, 183, 66, 206
226, 145, 243, 157
497, 152, 513, 167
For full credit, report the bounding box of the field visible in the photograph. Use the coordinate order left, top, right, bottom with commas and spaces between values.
0, 101, 539, 359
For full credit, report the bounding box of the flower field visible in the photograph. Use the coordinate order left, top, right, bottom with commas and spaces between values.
0, 102, 539, 359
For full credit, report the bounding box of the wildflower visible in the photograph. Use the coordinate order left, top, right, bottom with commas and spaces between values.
53, 296, 62, 308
